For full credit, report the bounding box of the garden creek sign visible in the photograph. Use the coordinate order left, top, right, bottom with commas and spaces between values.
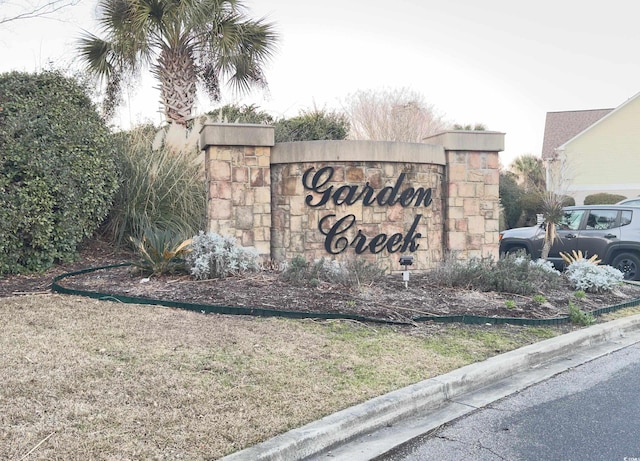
302, 166, 433, 255
199, 125, 503, 272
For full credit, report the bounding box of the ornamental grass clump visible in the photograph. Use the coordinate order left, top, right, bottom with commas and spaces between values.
103, 125, 206, 247
337, 258, 386, 288
280, 257, 348, 286
564, 259, 624, 293
280, 255, 311, 285
187, 231, 259, 280
429, 254, 561, 295
281, 256, 384, 288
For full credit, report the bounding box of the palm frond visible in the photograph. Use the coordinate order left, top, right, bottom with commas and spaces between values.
77, 32, 116, 78
77, 0, 278, 123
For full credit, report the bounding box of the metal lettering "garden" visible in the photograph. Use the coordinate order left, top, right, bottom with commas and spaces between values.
301, 166, 433, 255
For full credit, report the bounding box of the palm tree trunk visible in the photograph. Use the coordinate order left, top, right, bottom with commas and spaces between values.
156, 47, 197, 125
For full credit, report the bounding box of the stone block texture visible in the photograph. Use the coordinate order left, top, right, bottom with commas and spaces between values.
271, 162, 444, 273
445, 150, 500, 261
204, 144, 271, 258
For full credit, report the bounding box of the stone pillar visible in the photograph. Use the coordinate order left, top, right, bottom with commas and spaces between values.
199, 123, 274, 258
426, 131, 504, 261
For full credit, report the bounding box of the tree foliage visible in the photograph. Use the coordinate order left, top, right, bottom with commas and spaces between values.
78, 0, 278, 124
0, 70, 119, 274
583, 193, 627, 205
499, 171, 524, 229
453, 123, 487, 131
510, 154, 546, 192
274, 109, 349, 142
207, 103, 274, 124
344, 87, 449, 142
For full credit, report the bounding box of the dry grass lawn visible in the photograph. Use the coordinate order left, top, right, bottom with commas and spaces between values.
2, 294, 576, 459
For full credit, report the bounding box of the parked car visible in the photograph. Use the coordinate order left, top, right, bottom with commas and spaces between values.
499, 205, 640, 280
616, 197, 640, 207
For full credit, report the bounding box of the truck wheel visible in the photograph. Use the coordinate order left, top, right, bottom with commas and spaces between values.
612, 253, 640, 281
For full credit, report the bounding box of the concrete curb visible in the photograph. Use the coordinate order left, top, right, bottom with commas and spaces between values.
218, 314, 640, 461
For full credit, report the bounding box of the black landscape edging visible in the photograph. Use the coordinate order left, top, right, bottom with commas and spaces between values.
51, 264, 640, 327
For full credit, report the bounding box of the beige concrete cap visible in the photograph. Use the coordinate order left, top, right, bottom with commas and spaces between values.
271, 140, 446, 165
199, 123, 275, 149
425, 130, 505, 152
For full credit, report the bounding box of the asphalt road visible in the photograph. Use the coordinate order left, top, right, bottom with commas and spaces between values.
382, 343, 640, 461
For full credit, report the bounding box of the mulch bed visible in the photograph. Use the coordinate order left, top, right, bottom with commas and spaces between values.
4, 239, 640, 324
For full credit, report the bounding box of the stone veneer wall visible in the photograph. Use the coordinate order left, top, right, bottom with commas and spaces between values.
444, 150, 501, 258
271, 161, 444, 273
200, 125, 504, 272
200, 124, 274, 256
426, 131, 502, 261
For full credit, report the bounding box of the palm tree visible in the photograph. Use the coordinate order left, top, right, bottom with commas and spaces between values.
511, 154, 546, 192
78, 0, 278, 125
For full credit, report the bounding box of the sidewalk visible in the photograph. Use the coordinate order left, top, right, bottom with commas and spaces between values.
219, 313, 640, 461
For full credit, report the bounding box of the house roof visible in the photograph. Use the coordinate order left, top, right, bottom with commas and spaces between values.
541, 108, 613, 160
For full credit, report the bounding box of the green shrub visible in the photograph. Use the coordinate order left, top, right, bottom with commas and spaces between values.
583, 193, 627, 205
568, 301, 596, 326
274, 109, 349, 142
516, 192, 575, 227
102, 125, 206, 246
207, 104, 274, 124
517, 191, 544, 226
0, 70, 118, 274
499, 172, 524, 230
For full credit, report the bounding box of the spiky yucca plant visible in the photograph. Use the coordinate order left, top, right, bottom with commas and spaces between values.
559, 250, 602, 266
540, 191, 566, 260
130, 228, 192, 275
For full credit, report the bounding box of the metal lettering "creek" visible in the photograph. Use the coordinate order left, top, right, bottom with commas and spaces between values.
301, 167, 433, 255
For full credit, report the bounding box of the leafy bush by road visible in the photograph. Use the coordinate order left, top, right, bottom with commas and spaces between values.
0, 71, 118, 274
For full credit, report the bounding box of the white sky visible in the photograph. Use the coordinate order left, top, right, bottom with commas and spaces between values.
1, 0, 639, 167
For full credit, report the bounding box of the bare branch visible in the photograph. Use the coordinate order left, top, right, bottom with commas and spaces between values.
343, 87, 450, 143
0, 0, 81, 25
